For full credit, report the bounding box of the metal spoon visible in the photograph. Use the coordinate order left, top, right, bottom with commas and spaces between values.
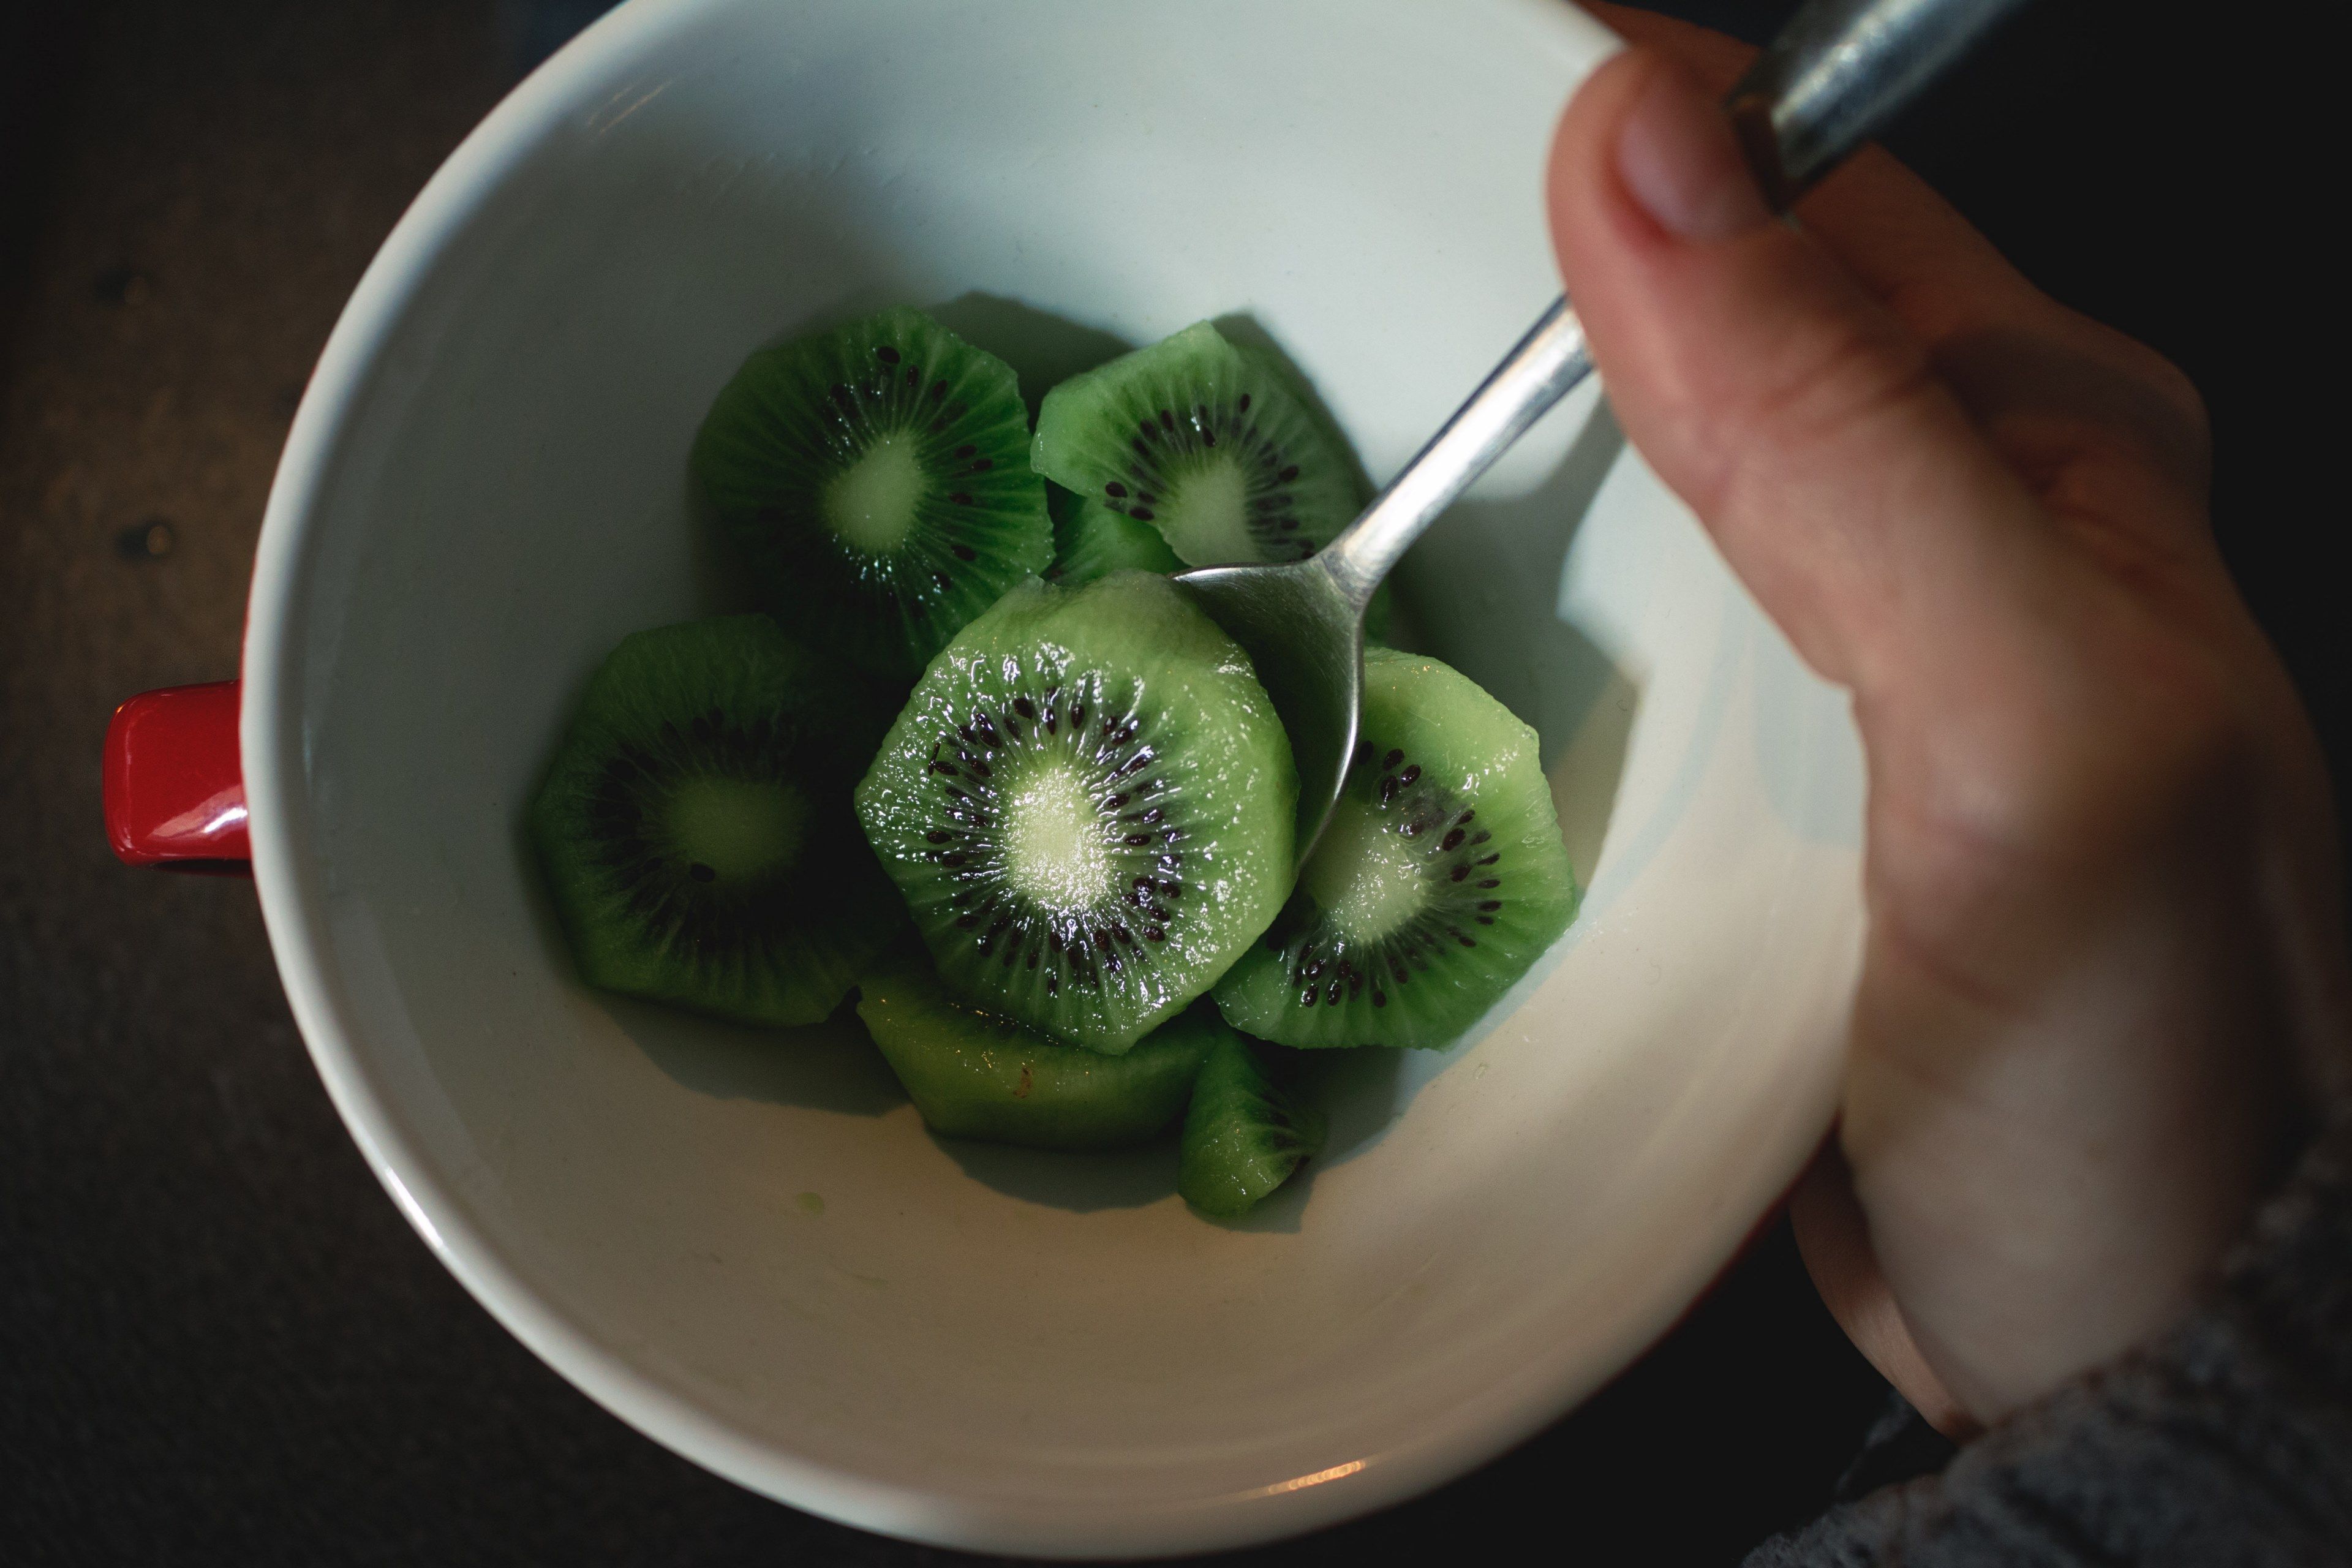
1177, 0, 2029, 862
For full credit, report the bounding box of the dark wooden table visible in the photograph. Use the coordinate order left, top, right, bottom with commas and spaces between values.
1, 2, 2323, 1561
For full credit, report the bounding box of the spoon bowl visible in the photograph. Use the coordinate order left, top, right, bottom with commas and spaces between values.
1175, 556, 1363, 862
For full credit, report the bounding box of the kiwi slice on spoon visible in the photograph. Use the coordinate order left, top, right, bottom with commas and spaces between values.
856, 571, 1296, 1055
1177, 1025, 1326, 1218
1031, 322, 1365, 570
857, 949, 1216, 1150
1212, 646, 1579, 1049
693, 307, 1052, 682
531, 615, 902, 1027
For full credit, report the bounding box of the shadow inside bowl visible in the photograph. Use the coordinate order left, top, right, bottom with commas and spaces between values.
1395, 398, 1640, 888
935, 1131, 1182, 1213
1210, 311, 1376, 499
925, 292, 1136, 418
608, 996, 909, 1117
1302, 1042, 1408, 1167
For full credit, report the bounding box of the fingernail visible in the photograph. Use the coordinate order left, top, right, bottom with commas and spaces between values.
1614, 57, 1771, 241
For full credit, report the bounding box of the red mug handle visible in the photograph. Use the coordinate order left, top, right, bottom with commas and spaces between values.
103, 680, 251, 873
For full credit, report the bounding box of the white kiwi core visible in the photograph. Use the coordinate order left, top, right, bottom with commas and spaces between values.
1001, 761, 1117, 911
1300, 797, 1428, 941
821, 431, 926, 554
1158, 455, 1254, 565
666, 777, 806, 886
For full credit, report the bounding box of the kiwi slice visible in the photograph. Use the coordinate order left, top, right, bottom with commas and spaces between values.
1046, 487, 1184, 586
1177, 1025, 1327, 1218
1212, 647, 1580, 1049
1031, 322, 1366, 570
693, 306, 1054, 682
857, 948, 1216, 1149
855, 571, 1297, 1054
531, 615, 903, 1027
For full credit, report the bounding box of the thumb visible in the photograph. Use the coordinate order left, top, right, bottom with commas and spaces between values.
1547, 49, 2054, 698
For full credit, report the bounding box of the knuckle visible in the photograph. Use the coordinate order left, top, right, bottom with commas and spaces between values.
2094, 326, 2211, 450
1891, 275, 2212, 500
2031, 305, 2214, 477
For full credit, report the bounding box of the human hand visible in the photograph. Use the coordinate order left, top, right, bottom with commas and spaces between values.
1548, 6, 2352, 1433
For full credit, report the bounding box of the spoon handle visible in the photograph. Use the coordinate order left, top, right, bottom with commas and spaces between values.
1316, 0, 2028, 608
1317, 301, 1593, 606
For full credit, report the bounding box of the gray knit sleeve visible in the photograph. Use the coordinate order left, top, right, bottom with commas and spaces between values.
1744, 1104, 2352, 1566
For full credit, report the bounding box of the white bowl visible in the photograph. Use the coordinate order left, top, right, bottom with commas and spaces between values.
239, 0, 1866, 1555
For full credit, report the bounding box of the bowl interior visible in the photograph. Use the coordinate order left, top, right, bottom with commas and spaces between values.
245, 0, 1865, 1554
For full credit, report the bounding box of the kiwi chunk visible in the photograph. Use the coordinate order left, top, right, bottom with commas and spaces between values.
1047, 488, 1183, 586
856, 571, 1296, 1054
693, 307, 1053, 682
1178, 1025, 1326, 1217
531, 615, 902, 1027
1031, 322, 1365, 570
857, 948, 1216, 1149
1212, 647, 1579, 1049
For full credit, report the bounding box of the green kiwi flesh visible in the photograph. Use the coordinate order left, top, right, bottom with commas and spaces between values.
532, 615, 903, 1027
693, 306, 1053, 682
1177, 1025, 1327, 1217
855, 571, 1296, 1055
1047, 488, 1184, 586
857, 948, 1216, 1149
1212, 646, 1579, 1049
1031, 322, 1365, 570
